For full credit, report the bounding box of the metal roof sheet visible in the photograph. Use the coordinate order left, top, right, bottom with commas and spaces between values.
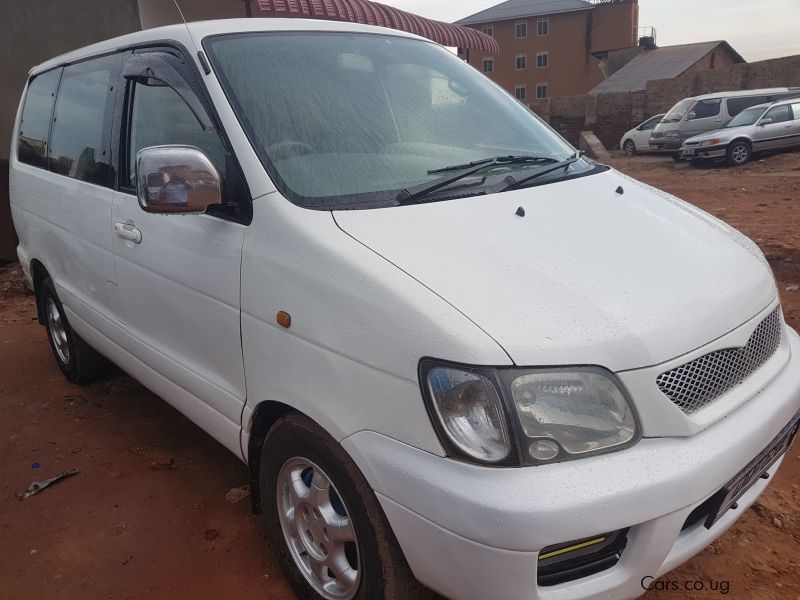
590, 41, 742, 94
456, 0, 593, 25
256, 0, 499, 52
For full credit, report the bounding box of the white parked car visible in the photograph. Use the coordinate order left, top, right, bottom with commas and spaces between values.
620, 114, 664, 155
10, 19, 800, 600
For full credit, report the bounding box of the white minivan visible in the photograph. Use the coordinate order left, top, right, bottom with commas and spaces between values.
10, 19, 800, 600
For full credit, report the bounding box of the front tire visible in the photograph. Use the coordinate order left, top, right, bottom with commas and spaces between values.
623, 140, 636, 156
727, 140, 751, 166
40, 277, 110, 384
260, 413, 430, 600
670, 152, 682, 161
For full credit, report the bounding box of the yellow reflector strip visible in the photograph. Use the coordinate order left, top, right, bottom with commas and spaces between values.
538, 537, 606, 561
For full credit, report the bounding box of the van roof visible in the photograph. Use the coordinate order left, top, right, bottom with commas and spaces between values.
30, 18, 426, 76
689, 87, 799, 102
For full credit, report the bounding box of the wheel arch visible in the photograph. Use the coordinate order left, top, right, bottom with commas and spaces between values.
730, 137, 753, 149
30, 259, 50, 325
246, 400, 307, 514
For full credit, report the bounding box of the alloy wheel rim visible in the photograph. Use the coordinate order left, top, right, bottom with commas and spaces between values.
624, 141, 635, 155
46, 298, 70, 364
276, 457, 361, 600
732, 145, 749, 163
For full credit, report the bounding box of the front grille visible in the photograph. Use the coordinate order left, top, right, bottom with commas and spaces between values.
656, 308, 782, 414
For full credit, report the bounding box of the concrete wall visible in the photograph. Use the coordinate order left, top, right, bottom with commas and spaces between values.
589, 0, 638, 55
531, 53, 800, 149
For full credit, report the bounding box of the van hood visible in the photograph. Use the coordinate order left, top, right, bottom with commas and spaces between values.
334, 169, 777, 372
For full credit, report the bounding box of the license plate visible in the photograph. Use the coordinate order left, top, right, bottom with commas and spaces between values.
705, 414, 800, 528
683, 149, 695, 156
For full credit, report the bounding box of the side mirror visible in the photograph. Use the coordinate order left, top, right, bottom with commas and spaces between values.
759, 117, 773, 126
686, 112, 697, 121
136, 146, 222, 214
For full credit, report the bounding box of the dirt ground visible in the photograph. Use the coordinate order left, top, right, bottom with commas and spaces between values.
1, 150, 799, 600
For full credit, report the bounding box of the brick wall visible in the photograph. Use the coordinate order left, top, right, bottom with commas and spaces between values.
532, 53, 800, 149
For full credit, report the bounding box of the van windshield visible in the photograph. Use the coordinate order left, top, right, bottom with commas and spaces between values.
204, 32, 586, 209
725, 105, 768, 128
662, 99, 694, 123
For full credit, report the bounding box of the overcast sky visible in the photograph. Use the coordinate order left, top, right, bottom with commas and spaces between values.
382, 0, 800, 62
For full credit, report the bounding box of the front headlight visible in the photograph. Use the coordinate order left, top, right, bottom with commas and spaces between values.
665, 130, 680, 138
699, 138, 721, 147
509, 370, 637, 463
420, 361, 639, 466
424, 365, 513, 464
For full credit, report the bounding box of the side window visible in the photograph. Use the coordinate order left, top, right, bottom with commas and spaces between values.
49, 55, 121, 185
727, 96, 766, 117
764, 105, 792, 124
17, 69, 62, 168
690, 99, 721, 120
792, 103, 800, 120
640, 116, 661, 131
127, 79, 227, 187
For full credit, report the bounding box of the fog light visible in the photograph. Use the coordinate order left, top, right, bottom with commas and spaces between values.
529, 439, 559, 461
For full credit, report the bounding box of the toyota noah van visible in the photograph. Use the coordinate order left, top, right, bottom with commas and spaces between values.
10, 19, 800, 600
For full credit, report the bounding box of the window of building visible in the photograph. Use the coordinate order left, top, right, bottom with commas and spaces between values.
537, 51, 549, 68
515, 21, 528, 39
127, 80, 227, 187
515, 86, 527, 102
537, 18, 550, 36
48, 54, 122, 186
516, 55, 527, 70
483, 58, 494, 73
17, 68, 61, 169
536, 82, 549, 99
482, 24, 494, 37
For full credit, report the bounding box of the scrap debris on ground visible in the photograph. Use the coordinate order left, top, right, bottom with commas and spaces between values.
0, 150, 798, 599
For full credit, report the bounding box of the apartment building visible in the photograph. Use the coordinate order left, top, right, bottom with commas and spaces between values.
456, 0, 639, 102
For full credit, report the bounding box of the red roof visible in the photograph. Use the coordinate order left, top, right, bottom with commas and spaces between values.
255, 0, 499, 53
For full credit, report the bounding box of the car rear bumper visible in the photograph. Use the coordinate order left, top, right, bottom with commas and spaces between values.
343, 327, 800, 600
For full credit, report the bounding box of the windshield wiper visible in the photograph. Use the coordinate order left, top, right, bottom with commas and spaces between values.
489, 154, 583, 194
397, 155, 559, 205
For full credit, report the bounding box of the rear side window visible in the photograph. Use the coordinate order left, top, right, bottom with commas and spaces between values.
727, 96, 767, 117
49, 54, 122, 186
17, 69, 61, 168
792, 103, 800, 120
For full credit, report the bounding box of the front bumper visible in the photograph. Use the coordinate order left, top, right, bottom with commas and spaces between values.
681, 145, 728, 159
343, 327, 800, 600
649, 139, 682, 152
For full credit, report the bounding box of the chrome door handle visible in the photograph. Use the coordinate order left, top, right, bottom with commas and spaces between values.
114, 222, 142, 244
